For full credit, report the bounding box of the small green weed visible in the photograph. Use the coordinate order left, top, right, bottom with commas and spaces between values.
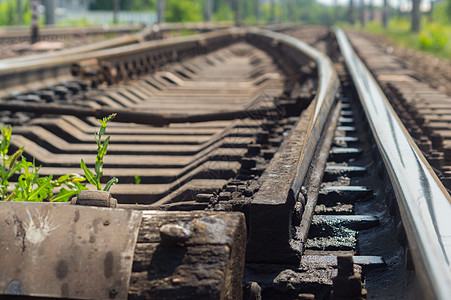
80, 113, 118, 191
0, 126, 87, 202
134, 174, 141, 185
0, 116, 119, 202
0, 126, 22, 199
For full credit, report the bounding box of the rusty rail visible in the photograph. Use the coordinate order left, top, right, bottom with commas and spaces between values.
244, 28, 339, 263
0, 28, 243, 98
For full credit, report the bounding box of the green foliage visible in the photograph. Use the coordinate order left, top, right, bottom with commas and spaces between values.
165, 0, 203, 22
0, 109, 119, 203
432, 2, 450, 24
0, 0, 30, 26
0, 126, 87, 202
419, 23, 448, 51
81, 113, 118, 191
50, 174, 88, 202
88, 0, 335, 24
358, 17, 451, 60
212, 4, 234, 22
57, 17, 94, 27
70, 0, 346, 25
448, 0, 451, 23
0, 126, 21, 199
134, 174, 141, 185
13, 159, 52, 202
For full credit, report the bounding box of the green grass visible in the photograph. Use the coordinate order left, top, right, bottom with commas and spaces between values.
0, 113, 118, 202
0, 125, 87, 202
80, 114, 118, 192
353, 14, 451, 60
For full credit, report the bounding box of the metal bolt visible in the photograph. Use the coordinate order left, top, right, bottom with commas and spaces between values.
331, 255, 366, 299
244, 282, 261, 300
159, 224, 191, 246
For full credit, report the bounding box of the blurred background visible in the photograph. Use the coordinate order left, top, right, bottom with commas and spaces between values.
0, 0, 450, 58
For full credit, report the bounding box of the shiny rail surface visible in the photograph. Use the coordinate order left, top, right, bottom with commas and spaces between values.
336, 27, 451, 299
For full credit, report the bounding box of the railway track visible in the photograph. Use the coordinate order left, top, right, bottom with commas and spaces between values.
0, 24, 145, 60
0, 25, 144, 44
0, 26, 450, 299
0, 23, 230, 60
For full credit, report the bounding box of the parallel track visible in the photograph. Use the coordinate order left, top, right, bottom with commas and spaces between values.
0, 26, 450, 299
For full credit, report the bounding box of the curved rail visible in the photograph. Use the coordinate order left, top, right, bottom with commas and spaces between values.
244, 28, 339, 262
0, 23, 231, 68
336, 27, 451, 299
0, 24, 142, 42
0, 29, 149, 68
0, 28, 243, 98
247, 28, 339, 193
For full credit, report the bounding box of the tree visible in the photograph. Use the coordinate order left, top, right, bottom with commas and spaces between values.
382, 0, 389, 28
411, 0, 421, 32
0, 0, 30, 26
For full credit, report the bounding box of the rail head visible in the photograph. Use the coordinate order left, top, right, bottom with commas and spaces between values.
244, 28, 340, 262
335, 27, 451, 299
246, 28, 339, 194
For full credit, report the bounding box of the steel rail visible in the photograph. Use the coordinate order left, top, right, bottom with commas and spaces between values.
0, 28, 150, 68
244, 28, 339, 262
0, 28, 243, 98
0, 25, 300, 97
336, 27, 451, 299
0, 28, 241, 72
0, 24, 142, 37
247, 28, 339, 193
0, 23, 234, 67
